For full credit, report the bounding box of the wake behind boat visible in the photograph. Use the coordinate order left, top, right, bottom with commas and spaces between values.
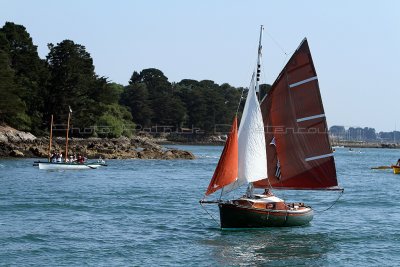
200, 26, 343, 229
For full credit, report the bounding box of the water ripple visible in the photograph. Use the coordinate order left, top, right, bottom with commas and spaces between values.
0, 148, 399, 266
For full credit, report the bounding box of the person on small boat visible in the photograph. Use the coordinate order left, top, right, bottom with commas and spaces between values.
50, 153, 57, 163
56, 153, 62, 163
396, 159, 400, 166
97, 156, 105, 164
77, 155, 85, 164
263, 188, 274, 197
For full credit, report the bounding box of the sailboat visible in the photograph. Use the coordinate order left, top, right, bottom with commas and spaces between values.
36, 107, 106, 170
200, 26, 342, 228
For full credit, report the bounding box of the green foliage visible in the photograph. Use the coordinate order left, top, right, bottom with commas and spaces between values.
175, 79, 242, 132
95, 104, 135, 138
259, 84, 271, 100
120, 83, 153, 127
0, 49, 30, 129
0, 22, 48, 133
0, 21, 269, 137
91, 79, 123, 105
126, 68, 187, 127
46, 39, 98, 129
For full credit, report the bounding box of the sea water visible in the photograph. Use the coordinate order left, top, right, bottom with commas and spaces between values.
0, 146, 399, 266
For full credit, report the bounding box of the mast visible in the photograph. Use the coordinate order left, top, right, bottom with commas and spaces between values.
255, 25, 264, 100
65, 107, 72, 162
48, 114, 53, 162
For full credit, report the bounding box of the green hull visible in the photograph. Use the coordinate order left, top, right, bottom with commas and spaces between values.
218, 203, 313, 228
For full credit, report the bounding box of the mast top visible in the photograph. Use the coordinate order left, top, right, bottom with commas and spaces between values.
255, 25, 264, 99
258, 25, 264, 52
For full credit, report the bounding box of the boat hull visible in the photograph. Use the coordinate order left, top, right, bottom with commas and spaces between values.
218, 202, 313, 228
392, 166, 400, 174
38, 162, 103, 170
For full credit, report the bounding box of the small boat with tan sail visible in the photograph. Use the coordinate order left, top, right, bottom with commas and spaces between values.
34, 107, 106, 170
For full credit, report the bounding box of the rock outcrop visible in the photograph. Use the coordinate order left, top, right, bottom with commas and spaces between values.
0, 126, 195, 160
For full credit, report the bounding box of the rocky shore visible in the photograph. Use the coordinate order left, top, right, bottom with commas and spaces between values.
0, 125, 195, 160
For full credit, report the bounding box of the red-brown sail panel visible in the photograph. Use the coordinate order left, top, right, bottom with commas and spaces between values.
205, 117, 238, 195
254, 39, 338, 190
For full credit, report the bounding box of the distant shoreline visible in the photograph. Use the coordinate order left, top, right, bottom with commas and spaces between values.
1, 124, 399, 160
331, 140, 399, 149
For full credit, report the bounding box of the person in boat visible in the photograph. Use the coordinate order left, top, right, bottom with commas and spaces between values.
396, 158, 400, 166
77, 155, 84, 164
50, 153, 56, 163
97, 156, 105, 164
56, 153, 62, 163
263, 188, 274, 197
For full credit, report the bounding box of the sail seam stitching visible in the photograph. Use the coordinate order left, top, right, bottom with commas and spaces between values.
289, 76, 318, 88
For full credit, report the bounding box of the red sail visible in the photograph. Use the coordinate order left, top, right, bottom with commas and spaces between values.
205, 117, 238, 195
254, 39, 339, 190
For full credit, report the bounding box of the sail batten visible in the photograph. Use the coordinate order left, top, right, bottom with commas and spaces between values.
289, 76, 318, 88
296, 114, 325, 122
305, 153, 334, 162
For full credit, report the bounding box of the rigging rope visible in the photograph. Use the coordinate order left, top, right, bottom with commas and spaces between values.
313, 189, 344, 213
199, 202, 220, 227
235, 72, 255, 115
265, 31, 288, 56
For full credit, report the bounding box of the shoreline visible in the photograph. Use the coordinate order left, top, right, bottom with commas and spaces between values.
0, 125, 195, 160
331, 140, 400, 149
1, 125, 399, 160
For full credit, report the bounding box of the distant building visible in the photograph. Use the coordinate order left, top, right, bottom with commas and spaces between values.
329, 125, 378, 142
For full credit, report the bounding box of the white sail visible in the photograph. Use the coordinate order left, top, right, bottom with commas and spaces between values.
237, 75, 267, 184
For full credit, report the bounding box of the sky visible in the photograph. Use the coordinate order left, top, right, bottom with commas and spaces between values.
1, 0, 399, 131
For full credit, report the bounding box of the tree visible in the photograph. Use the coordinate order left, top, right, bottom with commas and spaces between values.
0, 49, 29, 129
259, 84, 271, 100
120, 83, 153, 127
128, 68, 187, 126
91, 79, 123, 105
46, 40, 97, 129
132, 68, 171, 97
0, 22, 48, 133
95, 104, 135, 138
175, 79, 243, 133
